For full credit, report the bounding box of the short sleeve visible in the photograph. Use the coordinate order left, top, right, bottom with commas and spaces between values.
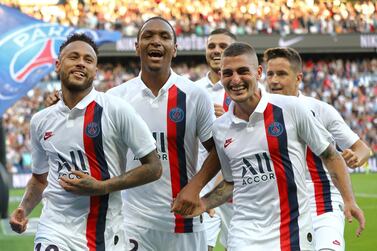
320, 103, 359, 150
213, 124, 233, 182
30, 115, 49, 174
195, 88, 216, 143
294, 104, 333, 156
116, 100, 156, 159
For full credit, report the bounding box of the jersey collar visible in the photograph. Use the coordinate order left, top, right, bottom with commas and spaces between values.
58, 87, 97, 111
75, 87, 98, 110
228, 87, 269, 124
138, 69, 178, 97
204, 72, 223, 91
253, 87, 269, 114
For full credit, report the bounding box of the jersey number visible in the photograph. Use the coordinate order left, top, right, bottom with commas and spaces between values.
35, 243, 59, 251
129, 239, 139, 251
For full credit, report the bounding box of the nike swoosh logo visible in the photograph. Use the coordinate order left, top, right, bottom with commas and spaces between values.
44, 132, 53, 140
278, 36, 304, 47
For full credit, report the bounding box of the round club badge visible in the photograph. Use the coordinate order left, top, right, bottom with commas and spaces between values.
85, 122, 100, 138
169, 107, 185, 123
268, 122, 284, 137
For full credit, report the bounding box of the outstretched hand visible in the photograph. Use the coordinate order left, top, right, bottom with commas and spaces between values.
59, 171, 107, 196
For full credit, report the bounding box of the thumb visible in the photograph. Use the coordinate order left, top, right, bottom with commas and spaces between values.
71, 170, 86, 178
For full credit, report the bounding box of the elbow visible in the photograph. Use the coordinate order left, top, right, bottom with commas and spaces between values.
152, 162, 163, 181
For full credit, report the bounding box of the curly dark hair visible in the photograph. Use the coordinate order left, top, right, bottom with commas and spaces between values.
59, 33, 98, 57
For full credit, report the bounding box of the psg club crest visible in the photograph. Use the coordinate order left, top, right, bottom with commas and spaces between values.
169, 107, 185, 123
225, 95, 231, 106
85, 122, 100, 138
268, 122, 284, 137
0, 5, 121, 117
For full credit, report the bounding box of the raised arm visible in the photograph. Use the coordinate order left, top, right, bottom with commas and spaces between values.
9, 173, 48, 233
320, 144, 365, 237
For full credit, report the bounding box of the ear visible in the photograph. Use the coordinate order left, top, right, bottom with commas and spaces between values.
172, 43, 178, 58
55, 58, 61, 74
296, 72, 303, 86
135, 41, 140, 56
256, 65, 263, 80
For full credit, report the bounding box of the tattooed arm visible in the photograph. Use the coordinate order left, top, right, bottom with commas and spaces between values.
59, 150, 162, 196
202, 180, 234, 209
181, 180, 234, 218
320, 144, 365, 236
9, 173, 48, 233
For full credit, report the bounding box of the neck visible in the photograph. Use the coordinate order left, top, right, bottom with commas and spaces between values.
141, 67, 171, 96
233, 89, 262, 121
208, 70, 220, 85
62, 86, 92, 110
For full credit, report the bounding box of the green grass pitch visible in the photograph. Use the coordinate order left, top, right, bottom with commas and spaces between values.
1, 173, 376, 251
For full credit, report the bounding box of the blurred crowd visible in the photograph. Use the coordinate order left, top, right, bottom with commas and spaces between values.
1, 0, 376, 35
3, 57, 376, 173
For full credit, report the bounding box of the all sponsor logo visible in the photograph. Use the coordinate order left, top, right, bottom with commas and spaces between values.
134, 131, 168, 161
241, 153, 275, 186
57, 150, 89, 179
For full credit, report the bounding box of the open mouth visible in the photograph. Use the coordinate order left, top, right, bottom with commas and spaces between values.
211, 56, 221, 63
270, 88, 283, 92
71, 70, 85, 78
230, 85, 246, 92
148, 50, 163, 58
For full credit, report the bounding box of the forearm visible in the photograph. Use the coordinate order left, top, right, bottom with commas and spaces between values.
189, 148, 222, 194
20, 173, 47, 216
202, 180, 234, 210
104, 151, 162, 193
321, 145, 355, 203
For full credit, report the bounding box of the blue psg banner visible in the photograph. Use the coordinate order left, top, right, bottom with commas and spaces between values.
0, 4, 121, 117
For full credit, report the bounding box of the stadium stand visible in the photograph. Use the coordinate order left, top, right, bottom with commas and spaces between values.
1, 0, 376, 35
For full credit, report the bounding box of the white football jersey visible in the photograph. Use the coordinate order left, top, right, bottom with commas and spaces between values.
299, 94, 359, 215
31, 88, 156, 250
108, 70, 215, 233
213, 89, 333, 251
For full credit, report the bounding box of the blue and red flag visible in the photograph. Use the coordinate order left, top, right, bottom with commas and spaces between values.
0, 4, 121, 116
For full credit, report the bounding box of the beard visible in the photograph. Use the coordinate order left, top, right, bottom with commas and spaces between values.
60, 71, 94, 92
